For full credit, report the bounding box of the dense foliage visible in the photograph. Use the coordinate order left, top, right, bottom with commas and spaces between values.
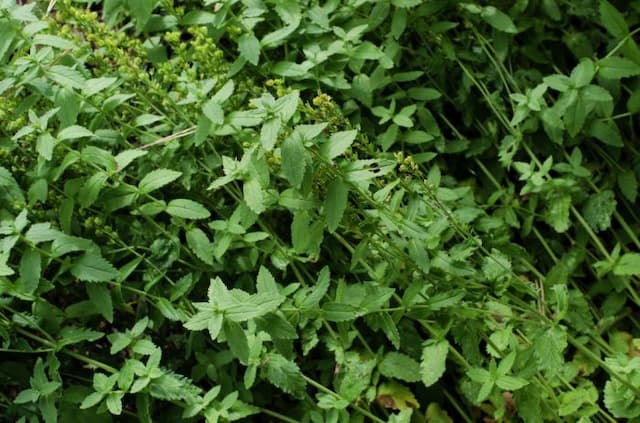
1, 0, 640, 422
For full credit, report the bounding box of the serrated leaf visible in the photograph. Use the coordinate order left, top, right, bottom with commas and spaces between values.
78, 173, 108, 208
598, 56, 640, 79
19, 247, 41, 294
238, 33, 260, 65
324, 178, 348, 233
281, 133, 307, 187
87, 283, 114, 323
244, 178, 265, 215
263, 353, 306, 398
379, 352, 421, 382
614, 253, 640, 276
322, 130, 357, 160
420, 340, 448, 387
583, 190, 616, 232
138, 169, 182, 194
186, 227, 213, 265
545, 193, 572, 232
533, 326, 567, 371
166, 199, 211, 219
70, 253, 118, 282
599, 0, 629, 39
322, 303, 361, 322
618, 169, 638, 202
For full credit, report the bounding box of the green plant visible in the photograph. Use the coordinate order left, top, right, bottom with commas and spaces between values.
1, 1, 640, 422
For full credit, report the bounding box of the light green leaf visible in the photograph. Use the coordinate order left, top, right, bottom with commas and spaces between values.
244, 178, 265, 215
614, 253, 640, 276
58, 125, 93, 140
166, 199, 211, 219
114, 149, 148, 171
281, 133, 307, 187
322, 130, 357, 160
379, 352, 421, 383
156, 298, 182, 321
420, 340, 449, 387
138, 169, 182, 194
238, 33, 260, 65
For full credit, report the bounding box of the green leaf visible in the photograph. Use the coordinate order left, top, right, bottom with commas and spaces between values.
599, 0, 629, 39
238, 33, 260, 65
604, 377, 640, 418
114, 149, 148, 171
533, 326, 567, 372
80, 392, 104, 409
420, 340, 448, 387
393, 105, 416, 128
70, 253, 118, 282
36, 133, 57, 161
618, 169, 638, 203
322, 303, 361, 322
376, 382, 420, 410
582, 190, 616, 232
545, 193, 572, 232
127, 0, 154, 32
14, 388, 39, 404
58, 125, 93, 140
588, 120, 623, 147
598, 56, 640, 79
244, 178, 266, 215
263, 353, 306, 398
281, 133, 307, 187
165, 199, 211, 219
379, 352, 421, 383
391, 0, 424, 7
322, 130, 357, 160
570, 59, 596, 88
87, 283, 114, 323
614, 253, 640, 276
324, 178, 349, 233
78, 173, 108, 208
256, 265, 279, 295
496, 375, 529, 390
106, 392, 123, 415
186, 227, 213, 265
19, 247, 41, 294
481, 6, 517, 33
138, 169, 182, 194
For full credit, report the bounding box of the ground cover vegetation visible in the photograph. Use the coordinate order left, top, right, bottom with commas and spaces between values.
1, 0, 639, 421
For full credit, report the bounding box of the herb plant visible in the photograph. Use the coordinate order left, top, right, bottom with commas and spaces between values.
1, 1, 640, 422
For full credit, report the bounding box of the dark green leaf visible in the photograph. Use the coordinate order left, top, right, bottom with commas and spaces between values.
70, 253, 118, 282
